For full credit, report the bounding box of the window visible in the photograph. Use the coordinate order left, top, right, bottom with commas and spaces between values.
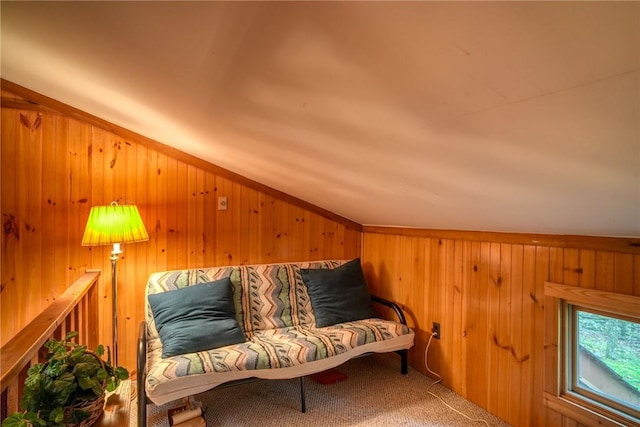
545, 282, 640, 427
568, 306, 640, 418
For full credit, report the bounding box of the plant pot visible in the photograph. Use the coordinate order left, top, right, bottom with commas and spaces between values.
62, 393, 105, 427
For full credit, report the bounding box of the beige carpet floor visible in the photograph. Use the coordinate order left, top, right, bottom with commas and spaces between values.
134, 353, 510, 427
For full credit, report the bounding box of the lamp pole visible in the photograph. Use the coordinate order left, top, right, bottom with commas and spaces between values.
110, 243, 122, 367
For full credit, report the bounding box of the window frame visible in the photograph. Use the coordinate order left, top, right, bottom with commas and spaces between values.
545, 282, 640, 427
564, 304, 640, 419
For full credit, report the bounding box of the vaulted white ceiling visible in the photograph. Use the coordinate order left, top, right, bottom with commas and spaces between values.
2, 2, 639, 237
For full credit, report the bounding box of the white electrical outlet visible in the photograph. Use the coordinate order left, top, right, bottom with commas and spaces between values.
218, 196, 228, 210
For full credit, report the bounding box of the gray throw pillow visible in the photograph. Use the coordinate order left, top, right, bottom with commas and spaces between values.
300, 258, 376, 328
148, 277, 246, 358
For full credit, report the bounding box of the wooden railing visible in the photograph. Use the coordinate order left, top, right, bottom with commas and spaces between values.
0, 271, 101, 421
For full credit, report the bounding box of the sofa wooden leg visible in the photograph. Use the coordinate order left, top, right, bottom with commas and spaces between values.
299, 376, 307, 413
137, 380, 147, 427
137, 321, 148, 427
137, 386, 147, 427
400, 349, 408, 375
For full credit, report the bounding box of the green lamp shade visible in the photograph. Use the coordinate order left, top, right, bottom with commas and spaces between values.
81, 203, 149, 246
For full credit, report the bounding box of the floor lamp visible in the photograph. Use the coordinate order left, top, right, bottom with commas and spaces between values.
82, 201, 149, 367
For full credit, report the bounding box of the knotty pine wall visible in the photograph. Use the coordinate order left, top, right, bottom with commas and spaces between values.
362, 227, 640, 427
0, 86, 361, 372
4, 81, 640, 426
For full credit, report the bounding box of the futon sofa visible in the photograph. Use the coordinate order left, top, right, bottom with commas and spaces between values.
137, 259, 414, 426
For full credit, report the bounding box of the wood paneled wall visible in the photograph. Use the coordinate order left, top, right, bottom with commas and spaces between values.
0, 84, 361, 372
4, 80, 639, 426
362, 227, 640, 427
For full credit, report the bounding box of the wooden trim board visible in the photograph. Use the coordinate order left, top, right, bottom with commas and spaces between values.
364, 226, 640, 254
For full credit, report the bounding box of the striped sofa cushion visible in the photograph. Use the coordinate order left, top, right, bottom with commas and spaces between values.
234, 260, 343, 334
145, 260, 344, 353
145, 318, 412, 393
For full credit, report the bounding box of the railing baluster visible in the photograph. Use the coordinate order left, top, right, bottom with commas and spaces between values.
70, 306, 77, 338
6, 382, 19, 415
78, 296, 87, 344
1, 388, 8, 420
88, 284, 99, 349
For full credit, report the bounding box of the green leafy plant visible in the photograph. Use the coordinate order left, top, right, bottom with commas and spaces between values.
2, 332, 129, 427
